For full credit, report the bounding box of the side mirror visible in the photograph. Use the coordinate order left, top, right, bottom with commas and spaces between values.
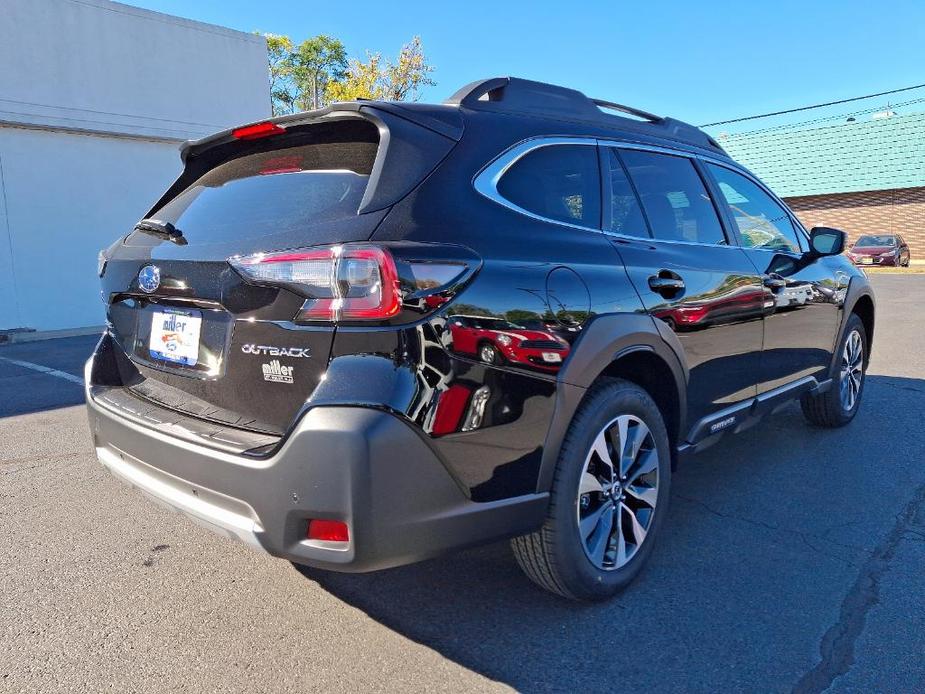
809, 227, 847, 256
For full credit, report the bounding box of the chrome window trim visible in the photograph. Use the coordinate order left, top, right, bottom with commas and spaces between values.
473, 134, 809, 250
472, 136, 601, 233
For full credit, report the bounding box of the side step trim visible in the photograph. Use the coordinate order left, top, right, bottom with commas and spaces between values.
677, 376, 831, 461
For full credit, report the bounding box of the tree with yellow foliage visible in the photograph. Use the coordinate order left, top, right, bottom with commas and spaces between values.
261, 33, 435, 114
325, 36, 436, 104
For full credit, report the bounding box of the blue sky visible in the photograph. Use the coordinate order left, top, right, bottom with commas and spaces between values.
128, 0, 925, 132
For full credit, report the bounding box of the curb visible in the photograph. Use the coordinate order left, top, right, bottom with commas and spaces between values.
0, 326, 105, 345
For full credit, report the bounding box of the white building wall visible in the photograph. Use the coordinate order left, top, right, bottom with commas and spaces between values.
0, 0, 271, 331
0, 129, 180, 329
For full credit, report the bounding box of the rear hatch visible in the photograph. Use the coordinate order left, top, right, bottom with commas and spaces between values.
100, 105, 462, 436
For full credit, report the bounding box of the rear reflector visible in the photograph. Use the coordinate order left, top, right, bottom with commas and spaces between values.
232, 122, 286, 140
230, 244, 401, 321
307, 519, 349, 543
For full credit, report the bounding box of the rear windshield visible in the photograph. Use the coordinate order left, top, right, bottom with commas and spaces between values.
855, 235, 896, 247
137, 126, 379, 245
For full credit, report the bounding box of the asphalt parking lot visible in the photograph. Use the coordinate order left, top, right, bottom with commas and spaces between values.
2, 274, 924, 693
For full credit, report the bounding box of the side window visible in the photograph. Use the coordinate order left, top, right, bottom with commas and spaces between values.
620, 150, 727, 245
496, 144, 601, 228
707, 164, 803, 253
605, 149, 649, 237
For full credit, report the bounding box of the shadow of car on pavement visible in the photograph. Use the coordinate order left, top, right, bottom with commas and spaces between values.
293, 374, 925, 691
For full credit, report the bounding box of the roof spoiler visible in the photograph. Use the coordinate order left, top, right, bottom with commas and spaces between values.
179, 101, 464, 163
446, 76, 725, 154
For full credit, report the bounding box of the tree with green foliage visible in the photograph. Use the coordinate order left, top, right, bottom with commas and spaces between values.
264, 33, 295, 115
290, 35, 348, 111
260, 33, 347, 115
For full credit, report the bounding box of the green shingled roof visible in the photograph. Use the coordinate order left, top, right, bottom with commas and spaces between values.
716, 112, 925, 198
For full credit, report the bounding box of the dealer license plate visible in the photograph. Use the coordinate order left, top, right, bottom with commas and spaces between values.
148, 307, 202, 366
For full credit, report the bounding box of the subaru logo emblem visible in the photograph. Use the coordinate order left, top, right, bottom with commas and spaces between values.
138, 265, 160, 293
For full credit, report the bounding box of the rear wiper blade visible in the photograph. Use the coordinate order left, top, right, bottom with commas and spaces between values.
134, 218, 187, 245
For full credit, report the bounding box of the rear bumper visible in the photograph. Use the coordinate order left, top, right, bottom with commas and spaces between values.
85, 359, 547, 572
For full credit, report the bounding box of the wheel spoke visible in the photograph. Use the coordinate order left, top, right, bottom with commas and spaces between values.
623, 502, 648, 547
585, 503, 615, 565
591, 430, 615, 478
625, 483, 658, 507
579, 500, 612, 540
607, 416, 630, 476
620, 421, 647, 477
615, 507, 627, 566
625, 448, 658, 486
579, 471, 604, 496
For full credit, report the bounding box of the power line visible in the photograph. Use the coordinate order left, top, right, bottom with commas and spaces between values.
723, 96, 925, 137
700, 82, 925, 127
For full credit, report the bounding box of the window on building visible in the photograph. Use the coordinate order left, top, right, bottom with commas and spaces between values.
707, 164, 803, 253
620, 150, 727, 245
497, 144, 601, 228
605, 149, 649, 237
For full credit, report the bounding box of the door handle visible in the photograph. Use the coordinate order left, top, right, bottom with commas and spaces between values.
762, 275, 787, 290
648, 273, 685, 296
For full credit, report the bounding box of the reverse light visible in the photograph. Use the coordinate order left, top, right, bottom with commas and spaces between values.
231, 122, 286, 140
307, 519, 349, 543
230, 244, 401, 321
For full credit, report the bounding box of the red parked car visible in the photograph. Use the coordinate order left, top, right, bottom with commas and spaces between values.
847, 234, 911, 267
448, 315, 570, 371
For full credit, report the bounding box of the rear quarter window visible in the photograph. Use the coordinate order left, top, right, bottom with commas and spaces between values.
496, 144, 601, 228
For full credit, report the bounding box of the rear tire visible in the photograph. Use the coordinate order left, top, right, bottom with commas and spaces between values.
511, 378, 671, 601
800, 313, 867, 428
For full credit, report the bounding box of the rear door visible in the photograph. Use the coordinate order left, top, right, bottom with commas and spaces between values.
603, 146, 766, 428
702, 162, 843, 392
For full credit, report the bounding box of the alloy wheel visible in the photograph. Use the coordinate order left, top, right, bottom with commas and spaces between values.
576, 414, 659, 570
840, 329, 864, 411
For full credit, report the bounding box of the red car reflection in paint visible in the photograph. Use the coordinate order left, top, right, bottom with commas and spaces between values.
448, 315, 570, 372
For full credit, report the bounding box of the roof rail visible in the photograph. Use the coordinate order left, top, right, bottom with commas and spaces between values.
590, 99, 663, 124
445, 77, 725, 154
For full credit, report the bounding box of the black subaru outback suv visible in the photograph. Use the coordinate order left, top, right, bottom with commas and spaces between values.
87, 77, 874, 600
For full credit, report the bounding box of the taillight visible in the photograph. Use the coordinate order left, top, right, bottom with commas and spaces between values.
230, 244, 401, 321
231, 122, 286, 140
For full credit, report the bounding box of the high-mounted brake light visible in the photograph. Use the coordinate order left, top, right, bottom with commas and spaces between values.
231, 122, 286, 140
230, 244, 402, 322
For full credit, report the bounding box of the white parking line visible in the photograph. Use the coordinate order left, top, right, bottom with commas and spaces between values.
0, 355, 85, 385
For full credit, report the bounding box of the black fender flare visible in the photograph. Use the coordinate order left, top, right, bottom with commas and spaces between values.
829, 276, 876, 376
536, 313, 689, 492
